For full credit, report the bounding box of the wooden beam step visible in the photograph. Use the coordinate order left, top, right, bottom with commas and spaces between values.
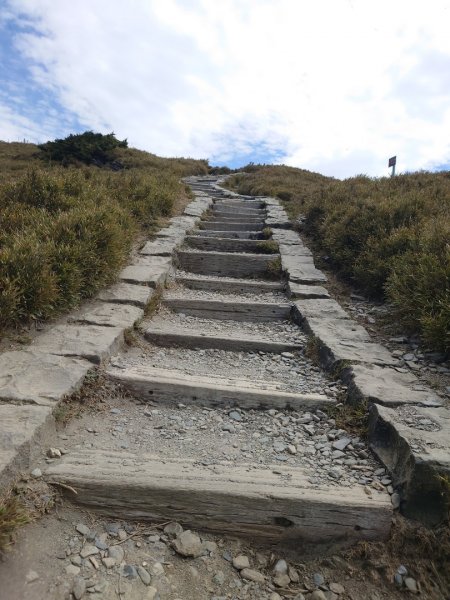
194, 230, 263, 239
164, 296, 291, 321
176, 275, 285, 294
45, 450, 391, 549
144, 323, 301, 352
177, 250, 279, 277
201, 222, 264, 231
185, 236, 277, 254
106, 365, 331, 410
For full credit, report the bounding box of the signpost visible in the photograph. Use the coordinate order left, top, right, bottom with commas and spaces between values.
388, 156, 396, 177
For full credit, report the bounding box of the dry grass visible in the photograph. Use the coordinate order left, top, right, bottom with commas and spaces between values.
0, 493, 31, 555
0, 140, 207, 332
227, 167, 450, 352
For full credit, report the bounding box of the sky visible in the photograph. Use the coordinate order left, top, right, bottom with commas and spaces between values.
1, 0, 450, 178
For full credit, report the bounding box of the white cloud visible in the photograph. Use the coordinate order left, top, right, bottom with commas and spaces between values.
3, 0, 450, 176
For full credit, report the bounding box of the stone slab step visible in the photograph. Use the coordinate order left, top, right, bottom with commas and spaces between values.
281, 255, 327, 284
288, 283, 331, 299
119, 257, 172, 288
369, 403, 450, 525
201, 222, 264, 231
185, 236, 277, 254
194, 230, 263, 239
98, 283, 154, 308
106, 365, 331, 410
176, 275, 285, 294
45, 449, 391, 548
164, 296, 291, 321
177, 250, 279, 278
144, 323, 302, 353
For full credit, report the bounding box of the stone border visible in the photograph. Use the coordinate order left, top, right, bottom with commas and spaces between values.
0, 189, 214, 491
216, 182, 449, 525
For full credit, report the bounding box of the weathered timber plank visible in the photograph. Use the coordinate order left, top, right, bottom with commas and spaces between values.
186, 236, 277, 253
164, 297, 291, 321
176, 275, 285, 294
106, 366, 331, 410
144, 326, 301, 353
177, 251, 277, 277
45, 450, 391, 549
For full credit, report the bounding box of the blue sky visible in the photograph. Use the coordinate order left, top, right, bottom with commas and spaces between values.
1, 0, 450, 177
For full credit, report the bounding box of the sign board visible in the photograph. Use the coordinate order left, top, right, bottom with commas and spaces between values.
388, 156, 396, 167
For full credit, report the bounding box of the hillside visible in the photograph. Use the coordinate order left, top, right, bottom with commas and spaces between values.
0, 136, 208, 331
226, 165, 450, 352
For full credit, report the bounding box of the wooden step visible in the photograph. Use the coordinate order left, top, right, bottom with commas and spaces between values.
177, 250, 279, 277
194, 230, 263, 239
176, 275, 285, 294
214, 201, 265, 210
144, 323, 301, 352
185, 236, 277, 254
212, 208, 266, 217
45, 450, 391, 549
201, 222, 264, 231
208, 214, 265, 223
106, 365, 331, 410
164, 296, 291, 321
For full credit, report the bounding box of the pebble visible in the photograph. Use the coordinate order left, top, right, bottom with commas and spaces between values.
240, 568, 265, 583
273, 573, 290, 587
145, 586, 158, 600
229, 410, 242, 421
25, 570, 39, 583
270, 594, 282, 600
391, 493, 401, 509
80, 545, 99, 558
137, 566, 152, 585
65, 564, 81, 576
102, 557, 116, 568
330, 582, 345, 594
164, 522, 184, 537
108, 545, 124, 563
310, 591, 327, 600
123, 564, 138, 579
213, 571, 225, 585
313, 572, 325, 586
273, 559, 288, 574
232, 555, 250, 570
47, 447, 61, 458
149, 562, 165, 576
30, 468, 42, 478
76, 523, 90, 536
72, 577, 86, 600
404, 577, 418, 593
172, 530, 203, 557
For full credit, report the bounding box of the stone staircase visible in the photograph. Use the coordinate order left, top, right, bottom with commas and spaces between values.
45, 177, 393, 552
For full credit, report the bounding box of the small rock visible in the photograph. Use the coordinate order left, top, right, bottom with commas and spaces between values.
273, 559, 288, 575
404, 577, 418, 593
172, 530, 203, 557
108, 545, 125, 563
391, 493, 401, 509
149, 562, 165, 576
288, 566, 299, 583
273, 573, 290, 587
213, 571, 225, 585
229, 410, 242, 421
47, 447, 61, 458
137, 566, 151, 585
76, 523, 90, 536
397, 565, 408, 576
240, 568, 265, 583
330, 582, 345, 594
123, 564, 138, 579
203, 540, 217, 553
332, 437, 351, 451
310, 592, 327, 600
72, 577, 86, 600
31, 468, 42, 479
102, 557, 116, 568
25, 570, 39, 583
287, 444, 297, 454
65, 564, 81, 576
164, 522, 184, 537
222, 423, 235, 433
270, 594, 282, 600
232, 555, 250, 570
145, 586, 158, 600
394, 573, 404, 588
313, 572, 325, 586
80, 545, 99, 558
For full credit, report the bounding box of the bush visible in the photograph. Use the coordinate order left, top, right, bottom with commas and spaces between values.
38, 131, 128, 167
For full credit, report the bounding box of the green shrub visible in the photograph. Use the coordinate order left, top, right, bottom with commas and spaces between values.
38, 131, 128, 166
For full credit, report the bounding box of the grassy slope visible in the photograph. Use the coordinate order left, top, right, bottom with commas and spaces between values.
226, 166, 450, 352
0, 141, 207, 331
